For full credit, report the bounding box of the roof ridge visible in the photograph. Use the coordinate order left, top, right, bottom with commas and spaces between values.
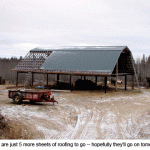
30, 46, 127, 52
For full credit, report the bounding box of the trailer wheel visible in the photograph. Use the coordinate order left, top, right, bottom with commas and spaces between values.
13, 93, 22, 104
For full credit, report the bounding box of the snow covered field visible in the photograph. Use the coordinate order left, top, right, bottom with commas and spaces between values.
0, 85, 150, 139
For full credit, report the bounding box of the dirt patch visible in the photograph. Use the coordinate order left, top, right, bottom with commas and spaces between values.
0, 85, 150, 139
0, 113, 44, 139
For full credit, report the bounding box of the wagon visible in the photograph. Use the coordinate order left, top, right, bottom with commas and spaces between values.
8, 89, 58, 105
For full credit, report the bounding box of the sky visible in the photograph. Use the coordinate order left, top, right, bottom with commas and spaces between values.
0, 0, 150, 59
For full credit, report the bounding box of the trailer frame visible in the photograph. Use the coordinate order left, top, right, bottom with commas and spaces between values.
8, 89, 58, 105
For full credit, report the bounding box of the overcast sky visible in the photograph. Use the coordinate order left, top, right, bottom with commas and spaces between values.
1, 0, 150, 59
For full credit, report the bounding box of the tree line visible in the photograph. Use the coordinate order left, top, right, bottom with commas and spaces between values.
135, 54, 150, 85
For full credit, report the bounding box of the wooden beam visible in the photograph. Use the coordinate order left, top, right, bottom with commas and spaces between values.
105, 76, 107, 93
125, 75, 127, 90
47, 73, 48, 86
70, 75, 73, 91
115, 61, 118, 92
16, 71, 18, 86
130, 52, 141, 92
42, 74, 45, 89
21, 70, 110, 76
132, 74, 134, 89
57, 74, 59, 87
110, 73, 133, 77
31, 72, 34, 86
95, 76, 97, 86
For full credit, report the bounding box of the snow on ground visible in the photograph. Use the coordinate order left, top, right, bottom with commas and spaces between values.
1, 85, 150, 139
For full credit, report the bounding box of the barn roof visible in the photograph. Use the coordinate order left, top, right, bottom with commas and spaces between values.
13, 46, 135, 76
30, 46, 126, 52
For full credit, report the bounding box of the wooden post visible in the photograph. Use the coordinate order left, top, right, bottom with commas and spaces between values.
42, 74, 44, 89
95, 76, 97, 86
16, 71, 18, 87
132, 74, 134, 89
130, 52, 141, 92
70, 75, 73, 91
105, 76, 107, 93
115, 61, 118, 92
125, 75, 127, 90
47, 74, 48, 86
57, 74, 59, 87
31, 72, 34, 86
84, 76, 86, 80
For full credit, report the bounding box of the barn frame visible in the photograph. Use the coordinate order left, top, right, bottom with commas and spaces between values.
12, 46, 140, 93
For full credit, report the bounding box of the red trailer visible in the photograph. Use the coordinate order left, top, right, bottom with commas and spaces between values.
8, 89, 58, 105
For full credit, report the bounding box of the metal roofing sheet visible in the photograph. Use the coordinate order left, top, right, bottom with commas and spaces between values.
40, 49, 122, 74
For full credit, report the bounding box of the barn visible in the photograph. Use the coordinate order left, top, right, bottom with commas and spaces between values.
13, 46, 140, 93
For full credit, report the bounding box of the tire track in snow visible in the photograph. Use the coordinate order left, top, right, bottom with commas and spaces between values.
69, 101, 101, 139
70, 106, 88, 139
100, 109, 120, 139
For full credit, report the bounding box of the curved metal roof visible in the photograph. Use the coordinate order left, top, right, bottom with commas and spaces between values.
39, 46, 129, 75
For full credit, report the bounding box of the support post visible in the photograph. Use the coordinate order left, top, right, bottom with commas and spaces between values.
16, 71, 18, 87
47, 74, 48, 86
115, 61, 118, 92
42, 74, 45, 89
95, 76, 97, 86
70, 75, 73, 91
31, 72, 34, 86
105, 76, 107, 93
84, 76, 86, 80
130, 53, 141, 92
125, 75, 127, 90
132, 74, 135, 89
57, 74, 59, 87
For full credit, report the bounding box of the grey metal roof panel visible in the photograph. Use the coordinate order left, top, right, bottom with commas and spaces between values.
40, 50, 122, 74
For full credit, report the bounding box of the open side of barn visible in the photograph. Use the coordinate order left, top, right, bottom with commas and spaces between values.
12, 46, 140, 93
